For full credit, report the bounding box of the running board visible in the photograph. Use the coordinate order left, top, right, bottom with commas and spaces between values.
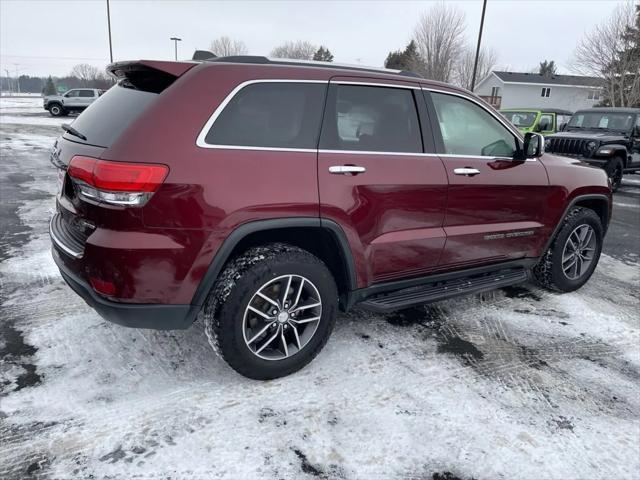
359, 267, 529, 313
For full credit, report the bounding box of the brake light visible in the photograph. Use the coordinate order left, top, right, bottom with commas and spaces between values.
68, 156, 168, 206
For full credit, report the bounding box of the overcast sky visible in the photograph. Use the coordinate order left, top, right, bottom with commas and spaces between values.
0, 0, 628, 78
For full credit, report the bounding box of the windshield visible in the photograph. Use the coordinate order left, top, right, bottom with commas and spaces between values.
501, 111, 537, 128
567, 112, 635, 132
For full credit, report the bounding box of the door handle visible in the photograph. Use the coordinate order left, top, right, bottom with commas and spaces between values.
453, 167, 480, 176
329, 165, 366, 175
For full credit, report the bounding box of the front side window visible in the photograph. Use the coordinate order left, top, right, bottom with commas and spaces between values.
431, 92, 517, 157
538, 114, 553, 131
320, 84, 422, 153
65, 90, 79, 98
205, 82, 326, 149
79, 90, 95, 97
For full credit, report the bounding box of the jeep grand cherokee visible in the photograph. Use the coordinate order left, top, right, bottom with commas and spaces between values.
49, 57, 612, 379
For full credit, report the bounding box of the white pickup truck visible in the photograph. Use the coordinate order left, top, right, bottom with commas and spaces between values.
43, 88, 104, 117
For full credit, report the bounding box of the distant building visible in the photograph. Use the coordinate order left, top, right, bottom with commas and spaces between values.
474, 71, 603, 111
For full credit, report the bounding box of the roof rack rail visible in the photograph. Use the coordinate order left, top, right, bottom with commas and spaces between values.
205, 55, 423, 79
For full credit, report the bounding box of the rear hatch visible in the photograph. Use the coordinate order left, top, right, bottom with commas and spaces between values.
51, 60, 196, 258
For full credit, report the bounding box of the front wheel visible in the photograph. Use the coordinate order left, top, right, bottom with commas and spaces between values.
606, 157, 623, 192
201, 243, 338, 380
533, 207, 603, 292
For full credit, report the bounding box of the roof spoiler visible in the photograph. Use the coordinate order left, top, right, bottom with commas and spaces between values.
106, 60, 197, 93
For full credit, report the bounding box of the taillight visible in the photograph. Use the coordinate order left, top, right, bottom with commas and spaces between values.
68, 156, 168, 206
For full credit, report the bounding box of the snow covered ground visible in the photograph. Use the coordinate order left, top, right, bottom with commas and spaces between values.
1, 98, 639, 479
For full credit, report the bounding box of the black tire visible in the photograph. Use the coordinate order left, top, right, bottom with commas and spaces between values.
606, 157, 623, 192
201, 243, 338, 380
48, 103, 64, 117
533, 207, 603, 293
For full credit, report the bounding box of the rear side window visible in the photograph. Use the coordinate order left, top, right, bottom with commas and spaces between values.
204, 82, 327, 149
63, 84, 157, 147
320, 84, 422, 153
79, 90, 95, 97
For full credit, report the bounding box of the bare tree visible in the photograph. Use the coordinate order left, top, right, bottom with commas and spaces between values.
413, 4, 466, 82
572, 2, 638, 107
70, 64, 102, 87
270, 41, 317, 60
209, 36, 248, 57
455, 46, 497, 91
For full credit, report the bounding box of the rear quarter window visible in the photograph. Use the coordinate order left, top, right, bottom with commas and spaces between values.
202, 82, 327, 149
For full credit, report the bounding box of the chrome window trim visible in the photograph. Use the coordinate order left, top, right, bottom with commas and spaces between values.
319, 149, 437, 157
195, 79, 328, 150
332, 80, 420, 90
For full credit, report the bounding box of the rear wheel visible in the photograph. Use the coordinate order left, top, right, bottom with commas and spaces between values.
48, 104, 64, 117
533, 207, 603, 292
201, 243, 338, 380
606, 157, 623, 192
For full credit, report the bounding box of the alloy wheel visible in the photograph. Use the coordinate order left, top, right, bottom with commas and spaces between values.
561, 224, 597, 280
242, 274, 322, 361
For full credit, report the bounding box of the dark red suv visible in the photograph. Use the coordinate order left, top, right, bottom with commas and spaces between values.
49, 57, 611, 379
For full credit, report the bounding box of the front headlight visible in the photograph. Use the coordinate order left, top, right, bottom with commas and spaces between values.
584, 140, 598, 156
544, 138, 552, 150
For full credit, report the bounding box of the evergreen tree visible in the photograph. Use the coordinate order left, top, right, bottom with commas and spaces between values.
313, 46, 334, 62
43, 76, 57, 96
539, 60, 557, 77
384, 40, 421, 71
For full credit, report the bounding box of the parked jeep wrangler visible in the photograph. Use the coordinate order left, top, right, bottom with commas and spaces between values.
44, 88, 104, 117
501, 108, 573, 135
545, 107, 640, 191
49, 57, 611, 380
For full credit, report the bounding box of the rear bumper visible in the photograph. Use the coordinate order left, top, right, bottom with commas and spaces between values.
52, 248, 200, 330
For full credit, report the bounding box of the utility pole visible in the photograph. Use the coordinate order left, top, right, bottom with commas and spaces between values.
170, 37, 182, 61
470, 0, 488, 92
4, 69, 11, 94
106, 0, 113, 62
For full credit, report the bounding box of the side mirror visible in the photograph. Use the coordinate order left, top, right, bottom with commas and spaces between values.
559, 122, 567, 132
534, 123, 543, 132
522, 132, 544, 158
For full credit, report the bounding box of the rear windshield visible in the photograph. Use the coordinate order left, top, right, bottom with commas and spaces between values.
63, 83, 157, 147
501, 111, 537, 128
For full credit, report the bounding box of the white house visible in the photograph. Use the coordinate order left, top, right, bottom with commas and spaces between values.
474, 71, 603, 111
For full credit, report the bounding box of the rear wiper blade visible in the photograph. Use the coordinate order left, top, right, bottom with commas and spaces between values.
61, 123, 87, 141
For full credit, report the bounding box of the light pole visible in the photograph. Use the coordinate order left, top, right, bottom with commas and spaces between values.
106, 0, 113, 62
170, 37, 182, 61
470, 0, 488, 92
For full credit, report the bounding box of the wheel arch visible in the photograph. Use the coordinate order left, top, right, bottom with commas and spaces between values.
191, 218, 357, 309
542, 194, 611, 254
602, 146, 629, 166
